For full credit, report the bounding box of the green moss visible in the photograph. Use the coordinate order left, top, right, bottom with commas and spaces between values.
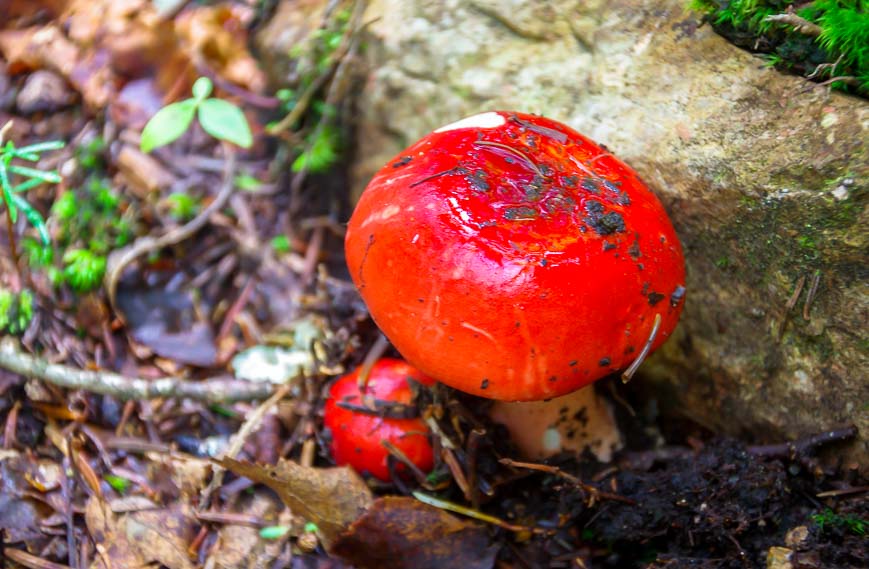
0, 288, 34, 335
689, 0, 869, 96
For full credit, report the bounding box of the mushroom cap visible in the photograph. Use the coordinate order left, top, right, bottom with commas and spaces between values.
345, 111, 686, 401
323, 358, 434, 482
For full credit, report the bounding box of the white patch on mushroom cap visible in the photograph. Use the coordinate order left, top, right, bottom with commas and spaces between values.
360, 204, 401, 228
434, 112, 505, 133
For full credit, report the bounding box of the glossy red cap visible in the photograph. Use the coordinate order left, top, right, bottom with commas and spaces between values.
346, 111, 686, 401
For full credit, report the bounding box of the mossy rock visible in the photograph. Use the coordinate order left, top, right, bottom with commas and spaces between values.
351, 0, 868, 464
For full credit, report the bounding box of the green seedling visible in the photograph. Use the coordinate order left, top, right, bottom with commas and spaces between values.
165, 192, 200, 221
140, 77, 253, 152
0, 288, 34, 335
0, 136, 64, 246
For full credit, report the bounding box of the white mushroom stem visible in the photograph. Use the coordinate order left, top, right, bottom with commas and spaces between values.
488, 385, 622, 462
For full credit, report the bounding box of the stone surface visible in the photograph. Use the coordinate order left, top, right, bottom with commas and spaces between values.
15, 69, 76, 114
350, 0, 868, 462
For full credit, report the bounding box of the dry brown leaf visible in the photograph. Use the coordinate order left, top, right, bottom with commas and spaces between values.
215, 457, 373, 548
0, 25, 115, 108
174, 5, 266, 92
85, 496, 148, 569
0, 451, 60, 542
331, 496, 498, 569
125, 505, 197, 569
210, 493, 287, 569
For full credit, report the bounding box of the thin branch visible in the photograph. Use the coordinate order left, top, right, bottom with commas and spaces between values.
200, 382, 293, 509
0, 338, 275, 403
764, 13, 822, 37
104, 148, 238, 309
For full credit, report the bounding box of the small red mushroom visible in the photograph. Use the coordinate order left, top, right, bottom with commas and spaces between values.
323, 358, 435, 482
345, 111, 686, 404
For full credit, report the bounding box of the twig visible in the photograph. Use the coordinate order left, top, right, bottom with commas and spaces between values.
413, 491, 550, 534
4, 548, 73, 569
104, 149, 238, 309
0, 337, 275, 403
265, 0, 365, 135
818, 76, 860, 88
803, 270, 821, 320
764, 13, 822, 37
622, 313, 661, 383
748, 425, 857, 458
500, 458, 636, 505
778, 274, 806, 341
200, 382, 294, 509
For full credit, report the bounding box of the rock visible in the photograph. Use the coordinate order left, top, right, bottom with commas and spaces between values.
253, 0, 330, 84
349, 0, 868, 463
767, 546, 793, 569
15, 70, 77, 114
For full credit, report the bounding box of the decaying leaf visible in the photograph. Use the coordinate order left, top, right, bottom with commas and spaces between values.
215, 457, 373, 548
174, 5, 266, 93
87, 495, 198, 569
115, 286, 218, 367
331, 497, 499, 569
0, 451, 61, 542
210, 493, 288, 569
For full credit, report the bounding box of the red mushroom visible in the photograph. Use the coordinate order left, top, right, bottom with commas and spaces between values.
345, 111, 686, 405
323, 358, 435, 482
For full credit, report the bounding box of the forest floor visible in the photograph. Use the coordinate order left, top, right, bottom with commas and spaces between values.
1, 2, 866, 568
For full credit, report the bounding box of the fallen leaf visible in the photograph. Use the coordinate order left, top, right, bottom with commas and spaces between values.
174, 5, 266, 93
331, 497, 499, 569
87, 495, 198, 569
115, 286, 217, 367
210, 493, 287, 569
215, 457, 372, 548
0, 452, 57, 542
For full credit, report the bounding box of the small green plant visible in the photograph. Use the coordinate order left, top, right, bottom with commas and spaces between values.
0, 133, 64, 247
271, 234, 291, 254
104, 474, 131, 494
269, 8, 350, 174
140, 77, 253, 152
812, 508, 867, 536
62, 248, 106, 292
292, 123, 340, 174
0, 288, 34, 334
689, 0, 869, 95
164, 192, 200, 221
47, 177, 133, 293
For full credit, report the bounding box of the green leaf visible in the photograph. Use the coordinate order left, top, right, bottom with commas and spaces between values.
192, 77, 213, 102
271, 235, 290, 253
11, 178, 45, 193
14, 140, 65, 155
140, 99, 197, 153
234, 173, 262, 191
104, 474, 131, 493
8, 165, 61, 184
0, 163, 16, 223
197, 98, 252, 148
291, 126, 339, 174
9, 193, 49, 245
259, 526, 290, 540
